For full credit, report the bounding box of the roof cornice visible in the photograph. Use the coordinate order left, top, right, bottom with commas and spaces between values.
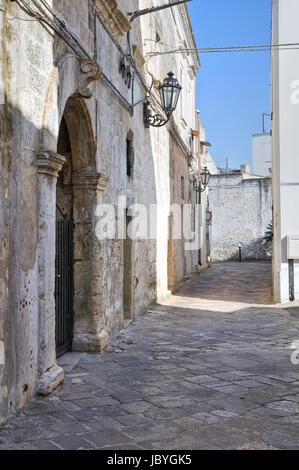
179, 4, 200, 69
94, 0, 131, 38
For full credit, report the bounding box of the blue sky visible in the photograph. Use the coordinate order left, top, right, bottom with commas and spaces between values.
188, 0, 272, 170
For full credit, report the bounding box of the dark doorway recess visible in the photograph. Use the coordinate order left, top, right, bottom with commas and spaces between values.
55, 116, 74, 357
55, 215, 74, 357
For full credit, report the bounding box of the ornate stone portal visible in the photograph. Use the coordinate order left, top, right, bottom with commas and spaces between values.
36, 152, 66, 395
36, 56, 109, 392
71, 168, 110, 353
78, 60, 102, 99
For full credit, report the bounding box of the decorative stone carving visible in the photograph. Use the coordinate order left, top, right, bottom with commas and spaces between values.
95, 0, 131, 38
78, 59, 102, 99
132, 45, 145, 68
36, 152, 66, 178
73, 169, 109, 191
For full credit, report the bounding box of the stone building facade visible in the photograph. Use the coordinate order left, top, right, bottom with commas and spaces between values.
0, 0, 199, 423
209, 172, 272, 261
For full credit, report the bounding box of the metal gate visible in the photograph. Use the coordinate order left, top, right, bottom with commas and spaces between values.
55, 215, 74, 358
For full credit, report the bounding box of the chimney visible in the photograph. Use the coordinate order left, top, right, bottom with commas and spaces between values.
240, 164, 250, 174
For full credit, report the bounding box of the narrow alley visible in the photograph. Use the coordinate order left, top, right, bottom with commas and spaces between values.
1, 262, 299, 450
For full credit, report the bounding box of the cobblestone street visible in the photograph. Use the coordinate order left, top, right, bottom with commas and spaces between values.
1, 262, 299, 450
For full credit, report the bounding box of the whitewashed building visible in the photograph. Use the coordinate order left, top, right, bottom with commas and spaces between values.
271, 0, 299, 302
208, 172, 272, 261
252, 133, 272, 177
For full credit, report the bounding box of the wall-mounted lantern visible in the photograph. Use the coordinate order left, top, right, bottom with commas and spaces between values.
193, 166, 211, 193
144, 72, 182, 128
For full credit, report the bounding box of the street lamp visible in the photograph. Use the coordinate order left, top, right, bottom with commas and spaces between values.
201, 165, 211, 189
193, 166, 211, 193
144, 72, 182, 128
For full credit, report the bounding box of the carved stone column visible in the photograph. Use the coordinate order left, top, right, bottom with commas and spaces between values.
71, 169, 110, 352
36, 152, 66, 395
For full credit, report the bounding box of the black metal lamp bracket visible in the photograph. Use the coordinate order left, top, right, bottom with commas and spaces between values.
143, 100, 169, 128
128, 0, 192, 23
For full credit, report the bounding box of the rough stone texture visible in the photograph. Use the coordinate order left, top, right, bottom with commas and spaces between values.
37, 366, 65, 396
36, 152, 66, 389
168, 134, 193, 291
209, 173, 272, 261
252, 133, 272, 177
1, 262, 299, 450
72, 332, 110, 353
0, 0, 199, 423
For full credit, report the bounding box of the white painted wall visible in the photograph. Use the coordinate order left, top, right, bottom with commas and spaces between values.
209, 174, 272, 261
252, 133, 272, 177
271, 0, 299, 302
204, 150, 219, 176
141, 1, 199, 296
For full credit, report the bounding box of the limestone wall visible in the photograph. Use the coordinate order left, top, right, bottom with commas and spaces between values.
0, 0, 199, 423
209, 174, 272, 261
168, 135, 193, 291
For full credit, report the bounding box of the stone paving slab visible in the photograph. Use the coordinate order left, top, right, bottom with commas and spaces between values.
0, 262, 299, 450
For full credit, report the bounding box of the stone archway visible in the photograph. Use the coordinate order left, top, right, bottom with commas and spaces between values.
55, 116, 74, 357
62, 97, 109, 352
36, 56, 108, 394
54, 97, 110, 357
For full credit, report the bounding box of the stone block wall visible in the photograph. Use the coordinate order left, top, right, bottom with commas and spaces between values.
0, 0, 199, 423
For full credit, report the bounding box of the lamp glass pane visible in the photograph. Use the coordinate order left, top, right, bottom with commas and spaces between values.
172, 87, 181, 110
160, 73, 182, 115
163, 86, 173, 109
201, 169, 210, 187
159, 87, 165, 109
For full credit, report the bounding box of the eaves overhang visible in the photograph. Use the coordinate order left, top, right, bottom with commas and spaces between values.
178, 2, 200, 69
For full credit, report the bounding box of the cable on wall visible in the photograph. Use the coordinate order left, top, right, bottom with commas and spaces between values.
9, 0, 134, 113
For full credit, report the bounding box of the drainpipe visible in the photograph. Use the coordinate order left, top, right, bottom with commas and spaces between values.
196, 110, 201, 205
196, 110, 202, 265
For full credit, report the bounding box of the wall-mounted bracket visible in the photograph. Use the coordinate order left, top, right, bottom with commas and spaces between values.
128, 0, 192, 23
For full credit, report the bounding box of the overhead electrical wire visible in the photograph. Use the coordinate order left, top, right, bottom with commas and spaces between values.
3, 7, 299, 56
6, 1, 169, 123
146, 42, 299, 57
4, 0, 135, 114
20, 0, 89, 57
0, 6, 39, 21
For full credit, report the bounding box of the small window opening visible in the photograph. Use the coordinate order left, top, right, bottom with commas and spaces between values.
126, 131, 134, 178
181, 176, 185, 200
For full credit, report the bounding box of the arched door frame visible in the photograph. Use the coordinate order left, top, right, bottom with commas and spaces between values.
36, 55, 109, 395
